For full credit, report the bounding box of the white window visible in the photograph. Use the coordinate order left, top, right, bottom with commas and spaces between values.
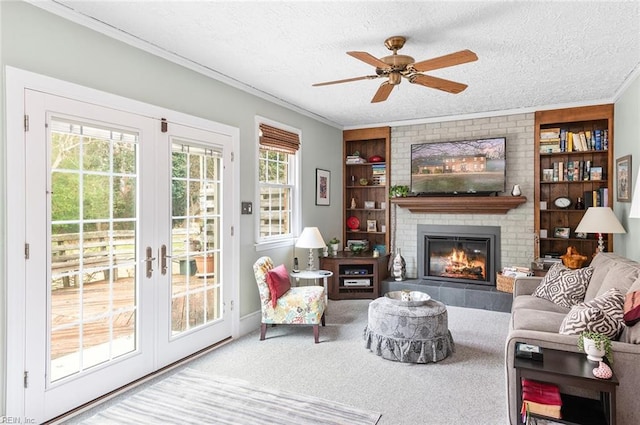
256, 119, 300, 249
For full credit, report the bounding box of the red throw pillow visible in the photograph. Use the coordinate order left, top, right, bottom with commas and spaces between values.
624, 291, 640, 326
266, 264, 291, 308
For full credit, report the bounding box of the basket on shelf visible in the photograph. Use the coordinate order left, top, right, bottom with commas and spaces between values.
561, 246, 587, 269
496, 273, 515, 293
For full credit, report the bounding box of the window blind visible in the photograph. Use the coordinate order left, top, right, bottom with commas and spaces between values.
259, 123, 300, 154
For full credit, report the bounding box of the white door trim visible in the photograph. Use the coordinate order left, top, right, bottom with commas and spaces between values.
4, 66, 240, 419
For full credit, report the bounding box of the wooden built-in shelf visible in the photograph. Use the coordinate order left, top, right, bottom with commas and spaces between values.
391, 196, 527, 214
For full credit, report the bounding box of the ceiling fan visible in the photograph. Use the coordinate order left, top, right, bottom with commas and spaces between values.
313, 36, 478, 103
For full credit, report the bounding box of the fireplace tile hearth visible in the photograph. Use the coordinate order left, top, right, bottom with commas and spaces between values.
381, 279, 512, 313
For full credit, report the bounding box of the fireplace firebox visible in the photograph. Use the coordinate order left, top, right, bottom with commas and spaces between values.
417, 225, 500, 287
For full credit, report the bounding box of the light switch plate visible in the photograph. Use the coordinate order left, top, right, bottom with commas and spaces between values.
241, 201, 252, 214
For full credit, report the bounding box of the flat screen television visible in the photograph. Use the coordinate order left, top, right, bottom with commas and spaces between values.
410, 137, 506, 195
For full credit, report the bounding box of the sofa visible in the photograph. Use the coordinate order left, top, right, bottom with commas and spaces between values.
505, 252, 640, 425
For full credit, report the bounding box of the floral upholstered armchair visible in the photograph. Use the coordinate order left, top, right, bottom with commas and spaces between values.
253, 256, 326, 343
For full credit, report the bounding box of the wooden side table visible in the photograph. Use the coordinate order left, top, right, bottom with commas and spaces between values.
319, 253, 389, 300
514, 346, 618, 425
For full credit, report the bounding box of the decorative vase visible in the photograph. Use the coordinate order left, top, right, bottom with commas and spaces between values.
330, 243, 339, 255
511, 184, 521, 196
392, 248, 406, 281
583, 337, 606, 362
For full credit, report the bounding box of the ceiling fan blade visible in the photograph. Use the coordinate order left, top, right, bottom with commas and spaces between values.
409, 74, 468, 94
347, 51, 390, 69
410, 49, 478, 73
371, 82, 394, 103
312, 75, 379, 87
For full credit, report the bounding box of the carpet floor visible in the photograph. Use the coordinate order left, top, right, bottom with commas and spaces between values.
66, 299, 512, 425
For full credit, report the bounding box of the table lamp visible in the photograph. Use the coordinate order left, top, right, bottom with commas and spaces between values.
629, 172, 640, 218
574, 207, 626, 252
296, 227, 325, 270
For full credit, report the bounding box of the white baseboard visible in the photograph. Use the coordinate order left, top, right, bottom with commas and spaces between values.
238, 309, 261, 337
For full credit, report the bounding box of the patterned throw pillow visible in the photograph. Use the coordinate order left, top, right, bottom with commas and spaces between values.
559, 288, 625, 338
533, 263, 593, 308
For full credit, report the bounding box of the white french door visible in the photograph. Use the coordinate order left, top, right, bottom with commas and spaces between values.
22, 90, 233, 422
155, 123, 234, 365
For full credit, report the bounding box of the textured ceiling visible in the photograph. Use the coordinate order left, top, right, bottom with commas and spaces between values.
39, 1, 640, 128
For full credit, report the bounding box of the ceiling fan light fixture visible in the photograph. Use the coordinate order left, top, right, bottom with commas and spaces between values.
313, 36, 477, 102
389, 73, 401, 85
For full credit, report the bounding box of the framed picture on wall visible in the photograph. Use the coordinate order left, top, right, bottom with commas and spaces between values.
315, 168, 330, 206
616, 155, 632, 202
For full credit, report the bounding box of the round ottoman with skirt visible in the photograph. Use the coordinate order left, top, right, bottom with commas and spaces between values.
363, 291, 454, 363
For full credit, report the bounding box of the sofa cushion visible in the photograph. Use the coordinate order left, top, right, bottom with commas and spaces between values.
511, 295, 571, 315
619, 323, 640, 344
624, 291, 640, 326
512, 308, 567, 333
585, 252, 640, 300
628, 274, 640, 293
533, 263, 593, 308
559, 288, 625, 338
595, 263, 640, 298
266, 264, 291, 308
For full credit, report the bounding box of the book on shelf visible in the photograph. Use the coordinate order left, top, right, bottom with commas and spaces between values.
539, 138, 561, 153
566, 161, 574, 181
590, 166, 603, 181
579, 132, 588, 151
540, 127, 561, 139
583, 187, 609, 207
594, 129, 602, 150
585, 130, 593, 149
346, 156, 366, 164
521, 400, 562, 419
371, 164, 386, 174
521, 378, 562, 420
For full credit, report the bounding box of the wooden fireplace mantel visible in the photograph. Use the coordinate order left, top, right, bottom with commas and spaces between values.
390, 196, 527, 214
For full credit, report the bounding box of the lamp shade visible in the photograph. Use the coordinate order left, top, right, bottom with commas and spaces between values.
575, 207, 627, 234
295, 227, 326, 249
630, 172, 640, 218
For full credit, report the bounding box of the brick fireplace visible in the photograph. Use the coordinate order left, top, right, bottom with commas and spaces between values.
382, 224, 511, 312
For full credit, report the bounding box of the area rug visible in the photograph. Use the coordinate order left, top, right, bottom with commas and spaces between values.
81, 368, 381, 424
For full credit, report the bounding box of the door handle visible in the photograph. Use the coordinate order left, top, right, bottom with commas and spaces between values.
145, 246, 156, 278
160, 244, 170, 276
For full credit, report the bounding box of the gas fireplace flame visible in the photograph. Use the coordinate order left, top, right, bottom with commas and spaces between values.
445, 248, 486, 279
449, 248, 468, 266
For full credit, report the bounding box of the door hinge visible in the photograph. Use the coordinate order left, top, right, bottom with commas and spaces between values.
24, 115, 29, 132
25, 243, 30, 259
161, 118, 168, 133
230, 152, 234, 162
230, 300, 234, 311
231, 226, 234, 236
24, 371, 28, 388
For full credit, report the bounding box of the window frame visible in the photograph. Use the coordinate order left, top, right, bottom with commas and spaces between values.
254, 116, 301, 251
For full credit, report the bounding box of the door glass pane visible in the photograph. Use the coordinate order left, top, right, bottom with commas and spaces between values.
49, 118, 138, 383
170, 143, 222, 336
